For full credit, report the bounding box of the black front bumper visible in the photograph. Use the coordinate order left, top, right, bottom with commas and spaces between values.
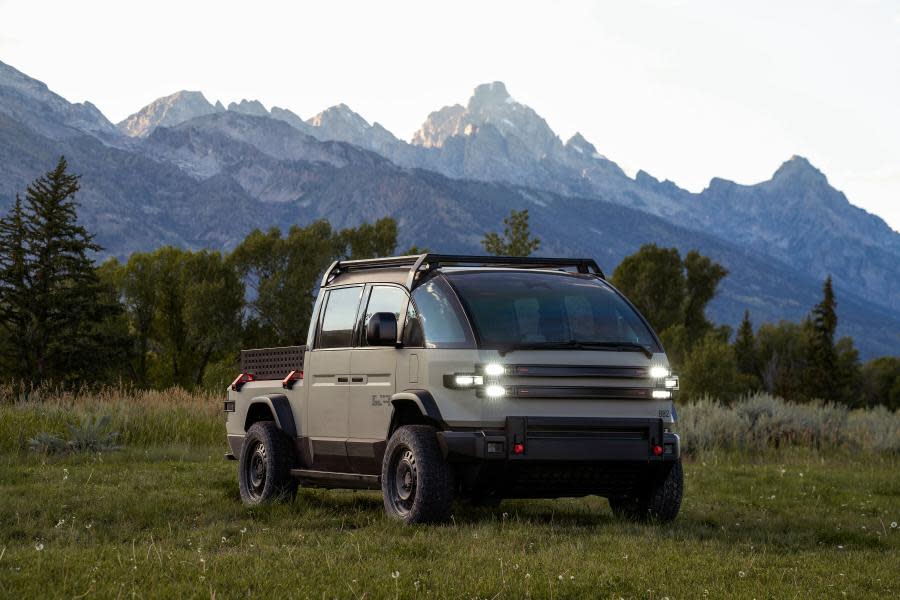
438, 416, 680, 464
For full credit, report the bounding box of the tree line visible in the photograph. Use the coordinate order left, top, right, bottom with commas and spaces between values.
1, 159, 898, 407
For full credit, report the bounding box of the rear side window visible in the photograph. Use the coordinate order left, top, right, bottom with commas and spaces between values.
318, 286, 362, 349
404, 278, 474, 348
360, 285, 408, 347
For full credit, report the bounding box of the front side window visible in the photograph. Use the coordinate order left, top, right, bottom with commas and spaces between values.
360, 285, 408, 347
446, 271, 661, 352
318, 286, 362, 349
404, 278, 474, 348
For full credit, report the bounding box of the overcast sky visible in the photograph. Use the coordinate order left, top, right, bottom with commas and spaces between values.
2, 0, 898, 230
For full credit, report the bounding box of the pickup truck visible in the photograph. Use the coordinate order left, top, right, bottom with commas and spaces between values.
225, 254, 682, 524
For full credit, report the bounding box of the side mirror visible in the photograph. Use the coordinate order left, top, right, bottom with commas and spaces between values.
366, 312, 398, 347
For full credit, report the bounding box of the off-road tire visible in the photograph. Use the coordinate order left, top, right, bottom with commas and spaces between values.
381, 425, 453, 524
609, 460, 683, 522
238, 421, 298, 505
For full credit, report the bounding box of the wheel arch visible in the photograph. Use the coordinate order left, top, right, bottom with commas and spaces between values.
243, 394, 297, 438
387, 390, 445, 438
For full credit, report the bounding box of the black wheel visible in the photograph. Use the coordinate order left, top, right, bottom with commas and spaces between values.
381, 425, 453, 524
609, 460, 683, 522
238, 421, 297, 505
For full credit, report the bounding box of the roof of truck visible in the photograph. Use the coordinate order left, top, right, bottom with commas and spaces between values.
322, 254, 604, 290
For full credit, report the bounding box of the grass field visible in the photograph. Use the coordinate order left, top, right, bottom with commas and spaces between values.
1, 447, 898, 598
1, 388, 898, 598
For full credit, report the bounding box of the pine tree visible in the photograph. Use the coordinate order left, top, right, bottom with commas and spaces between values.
0, 196, 31, 378
806, 275, 839, 401
733, 310, 757, 376
11, 157, 124, 383
482, 209, 541, 256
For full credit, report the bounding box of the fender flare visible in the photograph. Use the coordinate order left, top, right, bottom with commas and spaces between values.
246, 394, 297, 438
388, 390, 445, 436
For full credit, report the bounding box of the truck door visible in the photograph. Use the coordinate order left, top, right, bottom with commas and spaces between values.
348, 284, 408, 474
305, 285, 362, 472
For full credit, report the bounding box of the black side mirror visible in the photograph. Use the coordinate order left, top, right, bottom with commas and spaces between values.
366, 312, 398, 347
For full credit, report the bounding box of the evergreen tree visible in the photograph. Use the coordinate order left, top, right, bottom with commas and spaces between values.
1, 157, 125, 383
733, 310, 757, 376
0, 196, 30, 378
806, 276, 839, 401
482, 209, 541, 256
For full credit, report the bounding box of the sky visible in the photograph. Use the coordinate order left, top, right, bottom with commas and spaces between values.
2, 0, 899, 230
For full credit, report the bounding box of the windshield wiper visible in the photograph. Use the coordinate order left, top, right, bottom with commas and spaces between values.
497, 340, 654, 358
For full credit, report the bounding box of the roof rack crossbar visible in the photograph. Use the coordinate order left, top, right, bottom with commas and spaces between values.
323, 253, 604, 289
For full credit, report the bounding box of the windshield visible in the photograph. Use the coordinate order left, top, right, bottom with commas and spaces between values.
445, 271, 661, 353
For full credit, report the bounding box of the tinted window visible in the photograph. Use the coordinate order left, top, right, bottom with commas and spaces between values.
404, 278, 474, 348
361, 286, 408, 347
318, 286, 362, 349
446, 272, 661, 351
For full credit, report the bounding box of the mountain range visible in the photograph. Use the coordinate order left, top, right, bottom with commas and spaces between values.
0, 59, 897, 358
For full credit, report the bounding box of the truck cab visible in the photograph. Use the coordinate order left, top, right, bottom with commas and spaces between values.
225, 254, 683, 523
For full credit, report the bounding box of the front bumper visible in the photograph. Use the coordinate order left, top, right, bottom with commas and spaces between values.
438, 416, 680, 463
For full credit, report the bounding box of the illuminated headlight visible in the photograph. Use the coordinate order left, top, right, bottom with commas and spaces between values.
444, 373, 483, 389
652, 390, 672, 399
664, 376, 679, 389
483, 363, 505, 376
484, 384, 506, 398
455, 374, 483, 387
649, 366, 670, 379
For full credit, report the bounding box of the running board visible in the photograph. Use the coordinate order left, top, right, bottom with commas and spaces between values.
290, 468, 381, 490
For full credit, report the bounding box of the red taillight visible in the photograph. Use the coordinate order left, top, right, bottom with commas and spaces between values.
282, 370, 303, 389
513, 443, 525, 455
652, 444, 664, 456
230, 372, 255, 391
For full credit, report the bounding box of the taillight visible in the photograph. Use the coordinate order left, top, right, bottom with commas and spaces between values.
652, 444, 664, 456
230, 373, 255, 391
282, 370, 303, 390
513, 443, 525, 455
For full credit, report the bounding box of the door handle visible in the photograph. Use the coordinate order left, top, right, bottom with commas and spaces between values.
337, 376, 349, 384
351, 377, 364, 383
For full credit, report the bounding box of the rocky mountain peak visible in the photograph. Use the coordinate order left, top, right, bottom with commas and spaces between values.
467, 81, 512, 112
410, 104, 467, 148
0, 59, 118, 138
771, 155, 827, 185
117, 90, 220, 137
227, 99, 268, 117
565, 132, 597, 156
307, 103, 368, 129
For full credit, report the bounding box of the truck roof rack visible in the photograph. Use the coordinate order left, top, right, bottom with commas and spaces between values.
321, 254, 604, 289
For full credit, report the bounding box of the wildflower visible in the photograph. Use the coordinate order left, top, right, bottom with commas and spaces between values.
240, 527, 247, 534
837, 545, 844, 549
35, 542, 45, 551
891, 522, 897, 529
55, 519, 65, 528
85, 523, 92, 529
525, 573, 531, 579
558, 575, 563, 581
738, 571, 745, 578
63, 468, 69, 481
391, 571, 400, 579
221, 537, 227, 543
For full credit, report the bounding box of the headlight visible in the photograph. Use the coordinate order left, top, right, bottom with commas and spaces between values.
483, 363, 505, 376
652, 390, 672, 399
484, 384, 506, 398
649, 366, 670, 379
444, 373, 484, 389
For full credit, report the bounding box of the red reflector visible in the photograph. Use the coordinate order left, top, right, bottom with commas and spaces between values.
230, 372, 255, 391
652, 444, 664, 456
513, 443, 525, 455
282, 370, 303, 389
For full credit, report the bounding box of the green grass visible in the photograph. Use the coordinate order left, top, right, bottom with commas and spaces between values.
1, 447, 897, 598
